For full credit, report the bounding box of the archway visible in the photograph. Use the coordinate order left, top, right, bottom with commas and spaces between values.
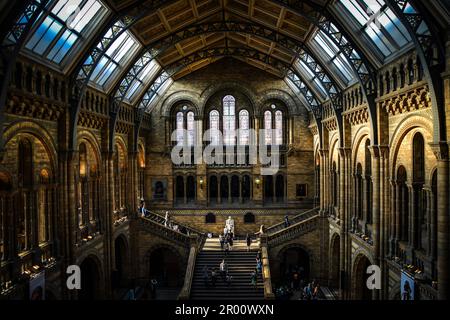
148, 247, 182, 288
353, 254, 373, 300
113, 236, 128, 289
186, 176, 195, 202
220, 176, 229, 202
330, 235, 340, 289
175, 176, 184, 203
275, 174, 284, 202
242, 175, 250, 202
231, 175, 239, 202
264, 175, 274, 203
279, 246, 310, 285
209, 176, 218, 204
79, 256, 102, 300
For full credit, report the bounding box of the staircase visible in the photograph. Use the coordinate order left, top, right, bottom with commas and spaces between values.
190, 238, 264, 300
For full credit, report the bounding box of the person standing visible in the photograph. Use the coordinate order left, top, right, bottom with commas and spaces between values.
284, 214, 290, 228
219, 234, 224, 250
220, 259, 228, 281
251, 269, 258, 289
164, 211, 170, 227
226, 272, 232, 287
211, 268, 217, 287
228, 233, 233, 251
202, 265, 209, 287
223, 225, 228, 237
246, 234, 252, 252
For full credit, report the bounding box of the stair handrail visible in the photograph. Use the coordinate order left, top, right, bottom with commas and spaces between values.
259, 234, 275, 299
146, 210, 206, 238
178, 234, 199, 300
139, 216, 193, 247
266, 214, 320, 247
264, 207, 319, 235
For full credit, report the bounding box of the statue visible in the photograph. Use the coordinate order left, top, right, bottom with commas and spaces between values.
225, 216, 235, 234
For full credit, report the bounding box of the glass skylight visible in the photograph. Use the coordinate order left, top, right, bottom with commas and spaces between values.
24, 0, 108, 65
139, 72, 174, 113
310, 30, 355, 84
89, 28, 140, 91
338, 0, 411, 57
125, 59, 161, 102
294, 59, 327, 100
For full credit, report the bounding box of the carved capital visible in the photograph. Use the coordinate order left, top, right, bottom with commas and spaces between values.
430, 142, 450, 161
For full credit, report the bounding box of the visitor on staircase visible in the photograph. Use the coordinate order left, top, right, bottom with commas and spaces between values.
246, 234, 252, 252
250, 269, 258, 289
219, 234, 224, 250
202, 266, 209, 287
164, 211, 170, 227
219, 259, 228, 281
284, 214, 290, 228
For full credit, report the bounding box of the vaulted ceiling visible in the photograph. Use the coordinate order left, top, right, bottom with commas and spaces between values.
107, 0, 326, 79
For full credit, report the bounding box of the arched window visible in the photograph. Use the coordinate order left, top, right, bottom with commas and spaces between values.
176, 112, 184, 145
264, 111, 272, 145
244, 212, 255, 224
187, 112, 195, 146
239, 109, 250, 145
413, 133, 425, 249
205, 213, 216, 224
223, 95, 236, 145
18, 139, 33, 252
209, 110, 220, 145
275, 110, 283, 145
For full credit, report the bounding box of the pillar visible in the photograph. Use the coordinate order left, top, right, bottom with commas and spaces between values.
431, 143, 449, 300
369, 146, 381, 300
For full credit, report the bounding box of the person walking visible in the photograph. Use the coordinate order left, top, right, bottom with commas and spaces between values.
226, 272, 232, 287
211, 268, 218, 287
251, 269, 258, 289
228, 233, 234, 250
246, 233, 252, 252
223, 225, 228, 237
219, 234, 224, 250
219, 259, 228, 281
202, 265, 209, 287
284, 214, 290, 228
224, 241, 230, 256
164, 211, 170, 227
256, 258, 262, 274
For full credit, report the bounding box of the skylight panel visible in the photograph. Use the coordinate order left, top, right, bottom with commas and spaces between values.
89, 29, 140, 91
337, 0, 411, 58
295, 60, 327, 100
23, 0, 108, 65
125, 59, 161, 101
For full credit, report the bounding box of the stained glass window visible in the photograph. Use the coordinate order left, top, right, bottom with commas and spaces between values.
187, 111, 195, 147
239, 110, 250, 145
223, 95, 236, 146
275, 110, 283, 145
209, 110, 220, 146
176, 112, 184, 145
264, 111, 272, 145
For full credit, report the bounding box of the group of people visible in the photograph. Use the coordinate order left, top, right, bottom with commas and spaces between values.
202, 260, 233, 287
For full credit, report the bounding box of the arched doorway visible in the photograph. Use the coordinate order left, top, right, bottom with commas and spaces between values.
186, 176, 196, 203
275, 174, 284, 202
231, 175, 239, 202
209, 176, 218, 204
79, 257, 102, 300
330, 235, 340, 289
242, 175, 250, 202
264, 175, 273, 203
113, 236, 128, 289
279, 246, 310, 285
353, 255, 372, 300
175, 176, 184, 204
220, 176, 229, 203
148, 247, 182, 288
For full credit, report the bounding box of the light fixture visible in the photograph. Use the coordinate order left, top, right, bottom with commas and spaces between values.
199, 177, 204, 189
255, 177, 261, 189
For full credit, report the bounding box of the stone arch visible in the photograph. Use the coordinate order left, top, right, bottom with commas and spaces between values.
351, 252, 375, 300
275, 243, 315, 283
389, 113, 433, 165
351, 126, 371, 170
78, 253, 105, 300
259, 89, 304, 116
160, 90, 200, 118
2, 120, 58, 175
144, 244, 185, 287
199, 81, 258, 115
77, 130, 103, 165
113, 234, 129, 288
329, 232, 341, 288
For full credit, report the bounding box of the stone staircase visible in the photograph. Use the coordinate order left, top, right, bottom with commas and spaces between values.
190, 238, 264, 300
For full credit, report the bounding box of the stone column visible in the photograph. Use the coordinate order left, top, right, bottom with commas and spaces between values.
431, 143, 449, 299
239, 176, 243, 204
369, 146, 381, 300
